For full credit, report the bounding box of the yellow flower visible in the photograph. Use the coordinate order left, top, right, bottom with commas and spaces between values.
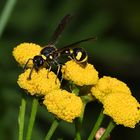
61, 60, 99, 86
13, 43, 42, 67
17, 68, 60, 96
91, 76, 131, 103
43, 89, 83, 122
103, 92, 140, 128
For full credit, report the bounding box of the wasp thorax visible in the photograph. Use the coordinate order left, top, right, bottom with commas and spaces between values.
41, 45, 56, 57
63, 48, 71, 55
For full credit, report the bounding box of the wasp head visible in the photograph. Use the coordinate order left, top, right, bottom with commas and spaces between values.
33, 55, 45, 70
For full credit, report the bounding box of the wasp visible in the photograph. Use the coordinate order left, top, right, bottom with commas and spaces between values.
24, 14, 96, 79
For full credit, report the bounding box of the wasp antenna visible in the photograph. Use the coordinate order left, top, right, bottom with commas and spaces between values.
23, 58, 33, 71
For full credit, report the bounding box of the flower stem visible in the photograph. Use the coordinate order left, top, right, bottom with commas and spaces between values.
74, 101, 87, 140
45, 119, 60, 140
0, 0, 17, 38
26, 98, 38, 140
87, 109, 105, 140
99, 120, 116, 140
75, 118, 82, 140
18, 97, 26, 140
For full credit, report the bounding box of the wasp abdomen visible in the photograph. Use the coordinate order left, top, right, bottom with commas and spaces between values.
73, 48, 88, 63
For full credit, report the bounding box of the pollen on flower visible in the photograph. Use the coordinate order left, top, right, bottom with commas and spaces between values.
13, 43, 42, 67
103, 92, 140, 128
61, 60, 99, 86
17, 68, 60, 96
91, 76, 131, 103
43, 89, 83, 122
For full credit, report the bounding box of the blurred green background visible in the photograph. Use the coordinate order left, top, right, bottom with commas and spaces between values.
0, 0, 140, 140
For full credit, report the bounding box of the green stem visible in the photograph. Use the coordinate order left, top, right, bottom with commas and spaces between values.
18, 97, 26, 140
0, 0, 17, 38
99, 120, 116, 140
75, 101, 87, 140
87, 109, 105, 140
81, 95, 95, 104
75, 118, 82, 140
79, 102, 86, 124
72, 86, 92, 140
45, 119, 60, 140
26, 98, 38, 140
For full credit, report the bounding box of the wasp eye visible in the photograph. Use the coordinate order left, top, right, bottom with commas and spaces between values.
33, 55, 44, 70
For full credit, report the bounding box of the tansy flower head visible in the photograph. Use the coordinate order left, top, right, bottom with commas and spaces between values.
43, 89, 83, 122
17, 68, 60, 96
13, 43, 42, 67
103, 92, 140, 128
61, 60, 99, 86
91, 76, 131, 103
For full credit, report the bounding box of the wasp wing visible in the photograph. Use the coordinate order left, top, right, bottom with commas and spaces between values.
54, 36, 97, 53
48, 14, 73, 45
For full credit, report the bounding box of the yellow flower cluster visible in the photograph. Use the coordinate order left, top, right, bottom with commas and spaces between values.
91, 76, 140, 128
13, 42, 87, 122
13, 43, 41, 67
103, 92, 140, 128
43, 89, 83, 122
91, 76, 131, 103
61, 60, 99, 86
13, 42, 140, 127
17, 68, 60, 96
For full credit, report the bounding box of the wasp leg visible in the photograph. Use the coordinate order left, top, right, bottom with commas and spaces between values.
55, 64, 61, 84
23, 58, 33, 71
47, 65, 52, 78
53, 60, 62, 84
60, 74, 63, 85
28, 65, 34, 80
68, 55, 73, 60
